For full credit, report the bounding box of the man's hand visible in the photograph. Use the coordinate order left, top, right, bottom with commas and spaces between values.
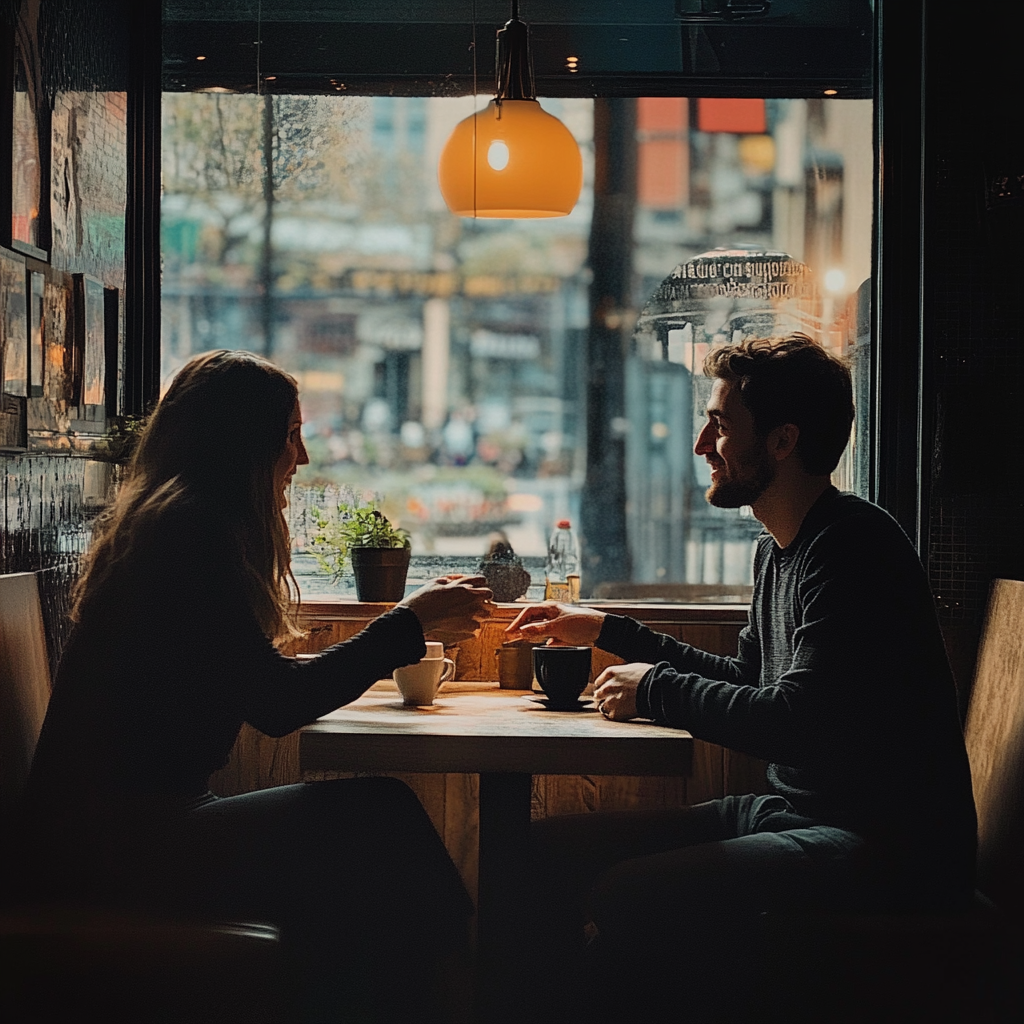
400, 575, 494, 645
592, 663, 653, 721
505, 602, 606, 646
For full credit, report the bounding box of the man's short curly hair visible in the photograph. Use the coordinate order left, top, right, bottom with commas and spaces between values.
703, 334, 854, 476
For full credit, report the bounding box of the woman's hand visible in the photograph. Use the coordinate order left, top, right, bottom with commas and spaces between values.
399, 575, 494, 646
505, 602, 606, 646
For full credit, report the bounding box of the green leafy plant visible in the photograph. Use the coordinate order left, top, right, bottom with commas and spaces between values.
90, 415, 148, 465
309, 499, 410, 583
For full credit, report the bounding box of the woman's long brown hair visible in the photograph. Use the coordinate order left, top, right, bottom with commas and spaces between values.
73, 350, 301, 640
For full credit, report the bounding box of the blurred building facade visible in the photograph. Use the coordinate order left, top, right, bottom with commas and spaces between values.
160, 91, 871, 596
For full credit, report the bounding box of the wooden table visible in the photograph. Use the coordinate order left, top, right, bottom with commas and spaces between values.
300, 680, 693, 950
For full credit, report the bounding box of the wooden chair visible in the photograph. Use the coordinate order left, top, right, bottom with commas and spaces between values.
754, 578, 1024, 1023
964, 579, 1024, 922
0, 572, 288, 1023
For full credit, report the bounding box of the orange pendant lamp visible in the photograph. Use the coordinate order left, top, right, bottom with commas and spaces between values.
438, 2, 583, 218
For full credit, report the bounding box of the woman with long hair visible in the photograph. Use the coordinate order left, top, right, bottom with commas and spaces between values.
23, 350, 492, 1021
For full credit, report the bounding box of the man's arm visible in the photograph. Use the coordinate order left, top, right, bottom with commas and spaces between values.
508, 603, 762, 722
620, 517, 930, 765
506, 602, 759, 684
592, 617, 762, 722
596, 613, 759, 686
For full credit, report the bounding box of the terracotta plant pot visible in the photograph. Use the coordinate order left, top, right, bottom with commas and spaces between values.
350, 546, 411, 602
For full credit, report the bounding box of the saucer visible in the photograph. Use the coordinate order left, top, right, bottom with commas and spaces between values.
522, 695, 596, 712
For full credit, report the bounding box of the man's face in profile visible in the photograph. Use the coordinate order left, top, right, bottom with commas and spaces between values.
694, 379, 775, 509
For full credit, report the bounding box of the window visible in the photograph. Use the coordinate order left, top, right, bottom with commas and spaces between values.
160, 4, 874, 603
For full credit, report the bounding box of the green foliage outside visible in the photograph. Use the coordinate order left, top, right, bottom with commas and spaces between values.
161, 93, 359, 272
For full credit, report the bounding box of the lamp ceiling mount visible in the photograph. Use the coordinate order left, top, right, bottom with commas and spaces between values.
495, 2, 534, 103
436, 0, 584, 219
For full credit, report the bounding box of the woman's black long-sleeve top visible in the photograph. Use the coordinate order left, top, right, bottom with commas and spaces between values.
25, 502, 427, 809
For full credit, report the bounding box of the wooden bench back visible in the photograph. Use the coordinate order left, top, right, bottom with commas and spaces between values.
964, 578, 1024, 912
0, 573, 52, 815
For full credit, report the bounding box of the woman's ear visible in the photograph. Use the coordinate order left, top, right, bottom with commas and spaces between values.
768, 422, 800, 462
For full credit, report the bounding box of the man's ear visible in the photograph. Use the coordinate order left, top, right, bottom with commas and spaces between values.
768, 422, 800, 462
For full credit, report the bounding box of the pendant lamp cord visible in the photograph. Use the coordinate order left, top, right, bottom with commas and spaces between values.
256, 0, 262, 95
496, 0, 533, 105
472, 0, 478, 98
472, 0, 478, 216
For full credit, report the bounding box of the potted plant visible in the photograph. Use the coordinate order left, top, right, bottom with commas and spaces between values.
310, 499, 411, 602
90, 414, 148, 467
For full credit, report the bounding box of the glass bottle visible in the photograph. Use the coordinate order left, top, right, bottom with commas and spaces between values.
544, 519, 581, 603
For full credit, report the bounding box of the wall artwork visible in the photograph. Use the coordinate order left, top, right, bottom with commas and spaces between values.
1, 253, 28, 395
29, 269, 44, 396
103, 285, 121, 417
6, 0, 50, 259
73, 272, 107, 419
1, 251, 29, 449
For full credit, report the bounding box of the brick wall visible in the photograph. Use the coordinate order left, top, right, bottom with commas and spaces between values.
1, 0, 134, 669
49, 89, 127, 284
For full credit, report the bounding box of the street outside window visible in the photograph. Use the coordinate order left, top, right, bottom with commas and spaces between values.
160, 92, 873, 602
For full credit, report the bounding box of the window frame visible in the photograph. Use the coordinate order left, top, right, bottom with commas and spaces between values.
144, 2, 931, 607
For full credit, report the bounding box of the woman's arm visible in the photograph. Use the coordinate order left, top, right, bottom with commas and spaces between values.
229, 577, 491, 737
237, 605, 429, 737
235, 576, 493, 737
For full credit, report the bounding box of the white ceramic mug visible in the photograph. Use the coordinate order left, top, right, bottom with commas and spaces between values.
393, 642, 456, 706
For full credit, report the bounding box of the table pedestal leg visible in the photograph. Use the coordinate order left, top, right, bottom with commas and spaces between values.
477, 772, 532, 1022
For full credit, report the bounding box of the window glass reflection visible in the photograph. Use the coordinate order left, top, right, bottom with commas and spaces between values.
161, 93, 872, 601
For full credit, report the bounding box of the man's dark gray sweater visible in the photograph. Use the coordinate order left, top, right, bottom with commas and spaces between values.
597, 488, 977, 899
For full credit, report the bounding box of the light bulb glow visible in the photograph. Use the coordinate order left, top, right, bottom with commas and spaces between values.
438, 99, 583, 218
824, 269, 847, 294
487, 140, 510, 171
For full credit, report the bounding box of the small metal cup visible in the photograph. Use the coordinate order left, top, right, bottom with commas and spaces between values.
496, 641, 536, 689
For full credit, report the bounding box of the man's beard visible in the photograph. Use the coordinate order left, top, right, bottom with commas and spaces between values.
705, 450, 775, 508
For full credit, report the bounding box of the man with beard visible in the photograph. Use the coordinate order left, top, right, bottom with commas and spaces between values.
508, 335, 976, 1021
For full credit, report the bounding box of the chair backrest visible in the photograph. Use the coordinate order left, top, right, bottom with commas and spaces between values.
964, 578, 1024, 913
0, 573, 52, 815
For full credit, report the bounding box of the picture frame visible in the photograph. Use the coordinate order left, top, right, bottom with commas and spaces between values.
104, 285, 121, 418
1, 250, 28, 397
0, 250, 28, 450
2, 8, 49, 259
72, 272, 107, 422
29, 267, 44, 397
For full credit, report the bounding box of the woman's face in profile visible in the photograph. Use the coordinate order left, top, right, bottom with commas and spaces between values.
274, 400, 309, 508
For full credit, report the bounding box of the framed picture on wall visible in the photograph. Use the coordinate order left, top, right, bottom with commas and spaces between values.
1, 251, 28, 396
29, 268, 44, 397
72, 272, 107, 424
1, 251, 28, 449
104, 285, 121, 418
2, 7, 49, 258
